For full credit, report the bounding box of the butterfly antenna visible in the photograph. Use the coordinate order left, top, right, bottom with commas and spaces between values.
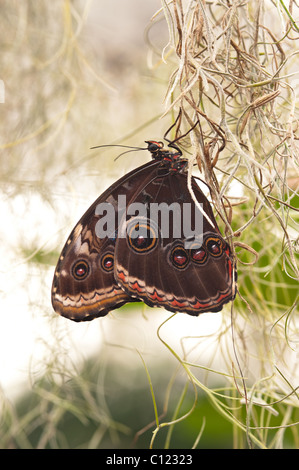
113, 147, 146, 161
90, 143, 147, 151
90, 143, 148, 161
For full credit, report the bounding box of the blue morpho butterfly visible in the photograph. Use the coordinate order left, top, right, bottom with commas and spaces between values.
51, 135, 237, 322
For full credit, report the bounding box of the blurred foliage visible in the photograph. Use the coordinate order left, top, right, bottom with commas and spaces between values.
1, 360, 232, 449
2, 355, 298, 449
234, 199, 299, 311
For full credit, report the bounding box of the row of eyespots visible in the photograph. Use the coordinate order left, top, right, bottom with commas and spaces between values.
126, 224, 226, 269
71, 236, 226, 280
126, 223, 226, 269
72, 253, 114, 281
126, 221, 225, 255
171, 237, 225, 269
71, 219, 153, 281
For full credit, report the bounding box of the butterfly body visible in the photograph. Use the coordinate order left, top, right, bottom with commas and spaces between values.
52, 141, 236, 322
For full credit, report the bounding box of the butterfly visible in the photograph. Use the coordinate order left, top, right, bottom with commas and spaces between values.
51, 140, 237, 322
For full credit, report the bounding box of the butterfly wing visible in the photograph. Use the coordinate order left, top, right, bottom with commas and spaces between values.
115, 172, 236, 316
51, 160, 160, 321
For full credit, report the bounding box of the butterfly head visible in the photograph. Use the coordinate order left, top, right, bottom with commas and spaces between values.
145, 140, 166, 159
145, 140, 188, 173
